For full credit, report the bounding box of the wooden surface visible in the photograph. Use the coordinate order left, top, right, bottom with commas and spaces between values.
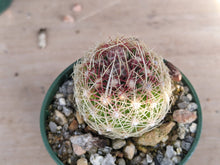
0, 0, 220, 164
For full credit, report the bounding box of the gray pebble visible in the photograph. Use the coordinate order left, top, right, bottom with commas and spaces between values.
184, 86, 189, 94
156, 151, 163, 163
66, 100, 72, 107
118, 158, 126, 165
180, 95, 190, 103
161, 157, 174, 165
97, 150, 103, 155
74, 130, 82, 135
162, 157, 174, 165
181, 141, 191, 151
63, 123, 69, 132
63, 132, 70, 139
187, 102, 198, 111
49, 121, 57, 133
71, 155, 78, 164
177, 102, 189, 109
139, 152, 145, 158
165, 145, 176, 158
67, 85, 73, 94
185, 135, 194, 143
99, 146, 112, 154
112, 139, 126, 150
78, 123, 86, 129
141, 159, 148, 165
59, 86, 67, 95
131, 156, 142, 165
57, 105, 63, 111
88, 147, 98, 155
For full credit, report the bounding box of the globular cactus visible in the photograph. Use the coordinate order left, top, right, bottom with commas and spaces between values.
73, 37, 173, 139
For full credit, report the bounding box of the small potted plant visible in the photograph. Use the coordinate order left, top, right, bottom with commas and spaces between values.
40, 36, 202, 165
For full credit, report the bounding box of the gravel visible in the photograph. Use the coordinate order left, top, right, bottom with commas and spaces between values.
49, 121, 57, 133
181, 141, 191, 151
46, 78, 198, 165
187, 102, 198, 111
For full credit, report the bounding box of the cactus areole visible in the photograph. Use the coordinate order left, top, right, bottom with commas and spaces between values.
73, 37, 173, 139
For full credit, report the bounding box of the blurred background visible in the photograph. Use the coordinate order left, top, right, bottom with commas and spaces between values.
0, 0, 220, 164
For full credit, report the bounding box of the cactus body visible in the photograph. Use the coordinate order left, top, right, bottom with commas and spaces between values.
73, 37, 172, 139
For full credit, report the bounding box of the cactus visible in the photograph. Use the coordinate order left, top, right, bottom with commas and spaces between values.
73, 37, 173, 139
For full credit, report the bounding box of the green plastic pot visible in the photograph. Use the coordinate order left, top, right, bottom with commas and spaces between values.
40, 60, 202, 165
0, 0, 13, 14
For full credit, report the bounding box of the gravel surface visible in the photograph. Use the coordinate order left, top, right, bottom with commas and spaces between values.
46, 79, 198, 165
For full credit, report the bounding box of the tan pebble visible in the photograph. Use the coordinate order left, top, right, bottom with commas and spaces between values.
72, 3, 82, 12
54, 110, 67, 125
72, 144, 86, 156
123, 142, 135, 160
77, 157, 88, 165
69, 119, 78, 131
63, 15, 74, 23
173, 109, 197, 124
134, 121, 175, 146
76, 111, 84, 124
67, 158, 71, 164
136, 145, 148, 153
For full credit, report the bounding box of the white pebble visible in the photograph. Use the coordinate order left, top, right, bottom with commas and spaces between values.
55, 93, 64, 99
63, 106, 72, 117
38, 28, 47, 49
59, 98, 66, 106
174, 140, 181, 148
189, 123, 197, 133
172, 156, 181, 164
90, 154, 104, 165
186, 94, 192, 101
102, 154, 116, 165
146, 154, 153, 163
